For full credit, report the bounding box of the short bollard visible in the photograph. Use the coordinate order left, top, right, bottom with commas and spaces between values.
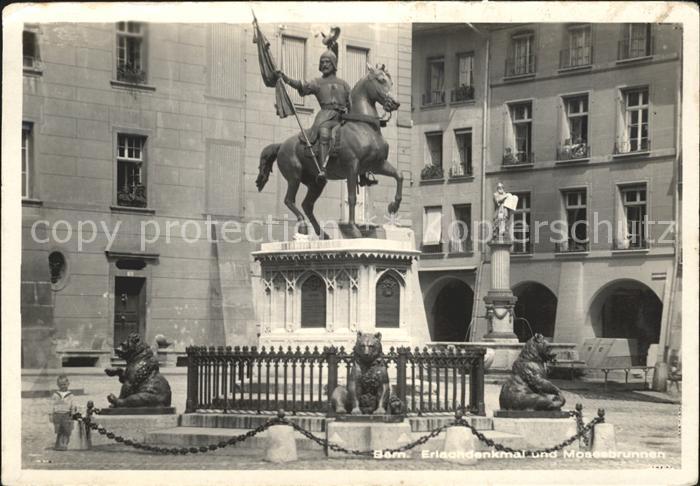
591, 423, 616, 453
441, 427, 477, 464
69, 420, 92, 450
441, 413, 477, 465
265, 412, 297, 464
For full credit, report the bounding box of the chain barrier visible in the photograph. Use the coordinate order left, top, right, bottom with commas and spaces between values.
71, 403, 604, 458
71, 406, 282, 455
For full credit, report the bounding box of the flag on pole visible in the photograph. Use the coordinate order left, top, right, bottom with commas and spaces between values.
252, 12, 295, 119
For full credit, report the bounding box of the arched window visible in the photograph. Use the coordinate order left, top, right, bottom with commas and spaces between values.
301, 275, 326, 328
376, 273, 400, 328
48, 251, 67, 289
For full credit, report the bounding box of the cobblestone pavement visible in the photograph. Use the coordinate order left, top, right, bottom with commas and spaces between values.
20, 373, 682, 470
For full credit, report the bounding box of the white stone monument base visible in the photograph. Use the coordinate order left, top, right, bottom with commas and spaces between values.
252, 229, 430, 351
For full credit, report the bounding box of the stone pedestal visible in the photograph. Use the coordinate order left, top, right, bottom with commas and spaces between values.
591, 423, 616, 453
252, 227, 430, 351
492, 417, 577, 449
442, 427, 478, 464
265, 425, 298, 463
483, 240, 518, 342
326, 420, 411, 458
89, 413, 179, 447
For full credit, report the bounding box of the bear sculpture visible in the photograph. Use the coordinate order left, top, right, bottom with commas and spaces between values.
499, 333, 566, 411
104, 333, 172, 408
330, 331, 403, 415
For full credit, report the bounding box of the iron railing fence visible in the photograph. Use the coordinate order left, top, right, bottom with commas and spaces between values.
185, 345, 486, 417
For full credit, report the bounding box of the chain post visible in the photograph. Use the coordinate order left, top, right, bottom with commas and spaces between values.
325, 346, 338, 417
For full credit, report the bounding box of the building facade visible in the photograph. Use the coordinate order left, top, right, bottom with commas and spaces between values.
412, 23, 682, 364
20, 22, 412, 368
410, 24, 488, 344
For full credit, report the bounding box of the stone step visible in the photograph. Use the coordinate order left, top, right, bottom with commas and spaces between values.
182, 413, 326, 432
180, 413, 491, 434
405, 429, 526, 455
145, 423, 526, 457
408, 415, 492, 432
145, 426, 324, 452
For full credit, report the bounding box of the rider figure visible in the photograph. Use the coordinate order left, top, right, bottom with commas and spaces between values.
280, 48, 351, 183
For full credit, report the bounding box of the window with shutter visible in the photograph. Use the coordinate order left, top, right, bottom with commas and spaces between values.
22, 122, 33, 199
116, 22, 146, 84
206, 141, 243, 216
345, 46, 369, 90
512, 192, 531, 254
422, 206, 443, 248
116, 134, 147, 208
281, 35, 306, 106
560, 190, 588, 251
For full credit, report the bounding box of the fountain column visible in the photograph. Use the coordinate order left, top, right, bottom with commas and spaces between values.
483, 183, 518, 342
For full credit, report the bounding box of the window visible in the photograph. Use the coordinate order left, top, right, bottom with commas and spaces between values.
116, 134, 147, 208
208, 24, 244, 99
376, 273, 400, 328
345, 46, 369, 90
23, 30, 39, 69
422, 206, 443, 250
452, 53, 474, 102
49, 252, 67, 288
619, 24, 652, 60
618, 186, 648, 249
450, 204, 472, 253
424, 57, 445, 105
116, 22, 146, 83
300, 275, 326, 327
561, 25, 591, 68
560, 190, 588, 251
451, 129, 472, 177
422, 131, 443, 180
22, 122, 33, 199
504, 102, 533, 165
507, 32, 535, 76
616, 88, 650, 154
512, 193, 531, 254
558, 95, 589, 160
207, 141, 243, 216
281, 35, 306, 106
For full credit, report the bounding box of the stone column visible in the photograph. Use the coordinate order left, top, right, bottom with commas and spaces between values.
482, 239, 518, 342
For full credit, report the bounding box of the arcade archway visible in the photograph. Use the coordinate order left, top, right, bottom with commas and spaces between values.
429, 279, 474, 342
590, 279, 662, 362
512, 282, 558, 342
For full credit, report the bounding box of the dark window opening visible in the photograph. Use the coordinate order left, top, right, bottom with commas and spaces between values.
49, 252, 66, 285
300, 275, 326, 328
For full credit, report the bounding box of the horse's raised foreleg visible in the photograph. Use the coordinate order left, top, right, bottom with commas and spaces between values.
373, 160, 403, 214
344, 174, 363, 239
301, 181, 330, 240
284, 178, 308, 234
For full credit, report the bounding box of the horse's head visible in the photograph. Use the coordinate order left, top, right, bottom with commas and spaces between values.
360, 63, 400, 113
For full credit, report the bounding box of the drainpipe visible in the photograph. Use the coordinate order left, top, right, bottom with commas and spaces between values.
464, 24, 490, 341
652, 41, 682, 391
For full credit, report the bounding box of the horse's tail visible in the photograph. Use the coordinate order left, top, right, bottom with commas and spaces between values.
256, 143, 281, 192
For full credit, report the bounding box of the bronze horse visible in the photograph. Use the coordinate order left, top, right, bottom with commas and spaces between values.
256, 64, 402, 239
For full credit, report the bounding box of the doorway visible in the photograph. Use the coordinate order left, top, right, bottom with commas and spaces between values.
113, 277, 146, 348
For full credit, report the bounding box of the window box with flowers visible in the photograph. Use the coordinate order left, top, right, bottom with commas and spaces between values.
421, 164, 444, 182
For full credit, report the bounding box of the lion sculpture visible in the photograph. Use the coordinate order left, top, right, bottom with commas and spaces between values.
499, 333, 566, 411
330, 331, 403, 415
104, 333, 172, 408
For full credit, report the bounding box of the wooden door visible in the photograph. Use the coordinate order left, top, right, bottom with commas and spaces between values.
114, 277, 145, 347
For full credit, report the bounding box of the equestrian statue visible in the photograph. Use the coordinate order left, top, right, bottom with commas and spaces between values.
253, 22, 402, 240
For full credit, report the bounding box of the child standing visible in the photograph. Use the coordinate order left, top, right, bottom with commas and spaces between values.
49, 374, 76, 451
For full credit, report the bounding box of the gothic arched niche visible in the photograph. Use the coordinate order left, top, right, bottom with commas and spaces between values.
301, 274, 326, 328
376, 272, 401, 328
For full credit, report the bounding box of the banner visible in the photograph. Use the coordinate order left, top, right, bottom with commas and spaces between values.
252, 15, 295, 118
